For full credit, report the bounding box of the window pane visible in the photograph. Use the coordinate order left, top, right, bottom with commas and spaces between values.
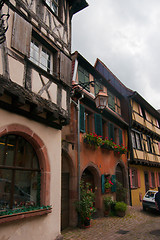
14, 170, 40, 208
131, 132, 136, 148
0, 169, 12, 210
5, 135, 17, 166
135, 133, 141, 150
30, 41, 39, 65
0, 136, 6, 165
40, 48, 51, 73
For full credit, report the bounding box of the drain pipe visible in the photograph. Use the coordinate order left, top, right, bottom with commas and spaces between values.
71, 57, 82, 202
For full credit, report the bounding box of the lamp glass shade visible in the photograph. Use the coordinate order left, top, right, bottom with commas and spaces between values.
95, 90, 108, 109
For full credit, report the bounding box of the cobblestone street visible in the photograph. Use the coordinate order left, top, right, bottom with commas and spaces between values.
62, 206, 160, 240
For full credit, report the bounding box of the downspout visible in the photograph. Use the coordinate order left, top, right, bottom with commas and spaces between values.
71, 57, 81, 202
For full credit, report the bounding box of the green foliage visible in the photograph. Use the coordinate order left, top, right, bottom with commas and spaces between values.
0, 205, 52, 217
83, 133, 102, 148
105, 178, 113, 189
100, 139, 115, 150
116, 181, 127, 202
103, 196, 112, 210
83, 133, 127, 154
75, 181, 96, 223
115, 202, 127, 212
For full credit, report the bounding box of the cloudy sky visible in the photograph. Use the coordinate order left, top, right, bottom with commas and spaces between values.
72, 0, 160, 110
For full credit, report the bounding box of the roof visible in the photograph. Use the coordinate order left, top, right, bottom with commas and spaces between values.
95, 58, 133, 97
69, 0, 88, 16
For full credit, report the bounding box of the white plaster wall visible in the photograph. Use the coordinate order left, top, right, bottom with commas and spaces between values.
0, 109, 61, 240
8, 55, 24, 87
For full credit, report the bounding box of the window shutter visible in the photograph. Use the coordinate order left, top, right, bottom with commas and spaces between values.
11, 13, 32, 57
137, 170, 141, 188
119, 129, 123, 145
80, 104, 85, 133
108, 123, 114, 141
101, 174, 105, 194
129, 168, 133, 188
60, 52, 72, 86
94, 113, 102, 136
111, 175, 116, 192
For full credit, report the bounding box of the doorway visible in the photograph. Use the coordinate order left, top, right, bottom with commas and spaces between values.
144, 172, 149, 192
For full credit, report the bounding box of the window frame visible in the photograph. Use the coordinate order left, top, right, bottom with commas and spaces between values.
131, 130, 142, 150
0, 134, 40, 211
30, 37, 56, 75
46, 0, 59, 16
130, 168, 138, 188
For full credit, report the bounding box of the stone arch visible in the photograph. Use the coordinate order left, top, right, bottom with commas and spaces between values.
81, 162, 102, 215
0, 123, 50, 205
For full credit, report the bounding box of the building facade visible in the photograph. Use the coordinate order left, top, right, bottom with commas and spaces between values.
128, 93, 160, 206
62, 52, 129, 229
0, 1, 87, 239
95, 58, 160, 207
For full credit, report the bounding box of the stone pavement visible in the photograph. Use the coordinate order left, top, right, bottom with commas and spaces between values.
62, 206, 160, 240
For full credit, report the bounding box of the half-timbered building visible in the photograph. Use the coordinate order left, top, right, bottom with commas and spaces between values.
0, 0, 88, 239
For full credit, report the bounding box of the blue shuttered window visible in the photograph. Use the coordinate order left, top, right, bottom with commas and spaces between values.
94, 113, 102, 136
101, 174, 105, 194
80, 104, 85, 132
108, 123, 114, 141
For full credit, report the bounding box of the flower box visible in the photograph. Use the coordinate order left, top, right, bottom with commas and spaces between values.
0, 207, 52, 224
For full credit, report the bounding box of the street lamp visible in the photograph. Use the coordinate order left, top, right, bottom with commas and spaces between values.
95, 90, 108, 110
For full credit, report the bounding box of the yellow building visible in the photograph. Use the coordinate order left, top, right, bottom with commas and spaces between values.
128, 92, 160, 206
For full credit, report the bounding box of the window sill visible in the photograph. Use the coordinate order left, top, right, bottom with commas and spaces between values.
0, 208, 52, 224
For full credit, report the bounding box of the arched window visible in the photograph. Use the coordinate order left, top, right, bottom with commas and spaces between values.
0, 134, 40, 210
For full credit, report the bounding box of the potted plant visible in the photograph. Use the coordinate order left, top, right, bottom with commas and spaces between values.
75, 181, 96, 228
115, 201, 127, 217
83, 133, 102, 149
103, 196, 112, 217
105, 178, 113, 193
100, 138, 114, 151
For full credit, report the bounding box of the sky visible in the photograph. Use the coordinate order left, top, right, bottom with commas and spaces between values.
71, 0, 160, 110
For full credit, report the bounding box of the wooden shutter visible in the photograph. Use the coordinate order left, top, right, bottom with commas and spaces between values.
119, 129, 123, 145
80, 104, 85, 133
101, 174, 105, 194
11, 13, 32, 57
111, 175, 116, 192
108, 122, 114, 141
94, 113, 102, 136
129, 168, 133, 188
60, 52, 72, 86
